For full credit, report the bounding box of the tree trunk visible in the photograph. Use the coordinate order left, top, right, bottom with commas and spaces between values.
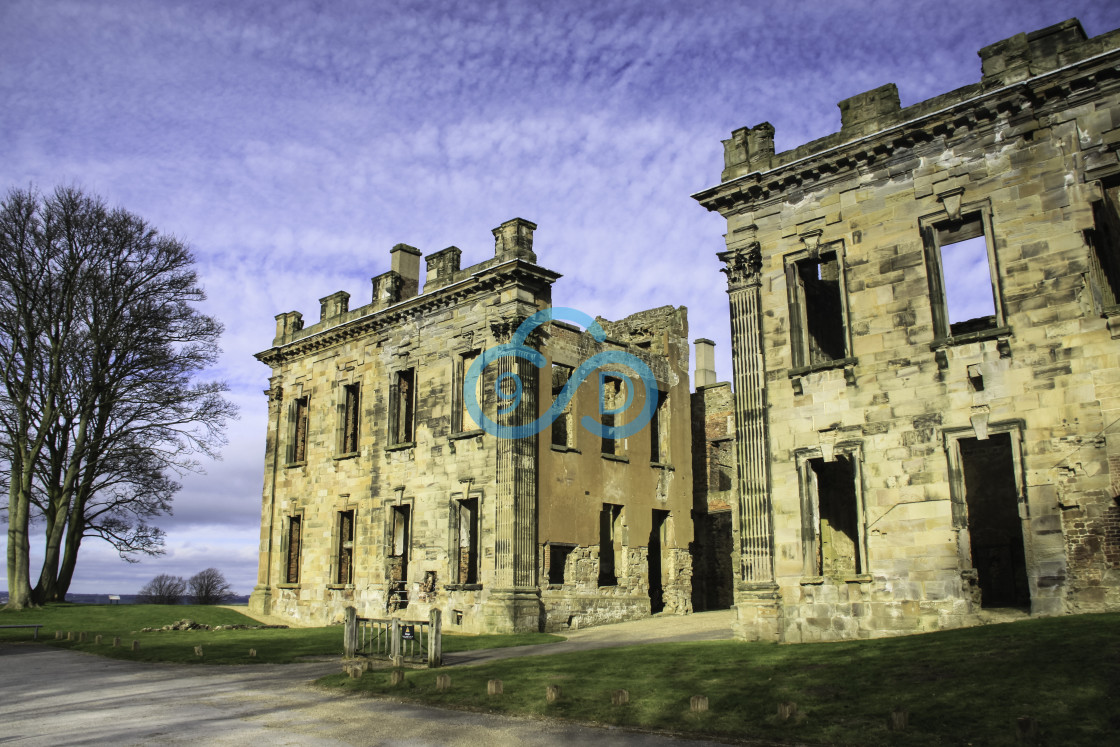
6, 465, 35, 610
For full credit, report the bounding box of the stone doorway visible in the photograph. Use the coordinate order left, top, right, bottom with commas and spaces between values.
958, 433, 1030, 608
649, 510, 668, 613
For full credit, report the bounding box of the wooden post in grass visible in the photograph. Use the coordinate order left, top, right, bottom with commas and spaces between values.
194, 646, 204, 658
611, 689, 629, 706
348, 665, 362, 679
546, 685, 562, 703
94, 635, 102, 645
131, 640, 140, 651
890, 708, 909, 731
428, 608, 442, 668
66, 631, 73, 641
390, 670, 405, 686
343, 606, 358, 658
55, 631, 62, 640
690, 695, 709, 713
78, 632, 87, 642
436, 674, 451, 691
487, 679, 503, 696
777, 702, 798, 721
1016, 716, 1038, 745
249, 649, 257, 658
113, 637, 121, 648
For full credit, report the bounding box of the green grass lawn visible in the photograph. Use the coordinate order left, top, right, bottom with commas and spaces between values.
322, 612, 1120, 746
0, 603, 561, 664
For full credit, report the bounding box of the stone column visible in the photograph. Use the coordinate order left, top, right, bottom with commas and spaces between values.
481, 315, 542, 632
249, 380, 284, 616
720, 239, 781, 640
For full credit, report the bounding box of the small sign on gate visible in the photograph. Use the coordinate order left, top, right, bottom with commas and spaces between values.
401, 625, 415, 640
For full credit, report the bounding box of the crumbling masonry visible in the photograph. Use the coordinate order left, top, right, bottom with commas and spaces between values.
694, 19, 1120, 640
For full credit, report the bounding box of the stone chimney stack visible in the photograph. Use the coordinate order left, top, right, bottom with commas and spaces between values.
493, 218, 537, 263
391, 243, 422, 300
694, 338, 717, 388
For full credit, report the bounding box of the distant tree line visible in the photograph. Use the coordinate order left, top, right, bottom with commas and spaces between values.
137, 568, 235, 605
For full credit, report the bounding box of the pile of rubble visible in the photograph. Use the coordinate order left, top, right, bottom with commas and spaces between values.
138, 618, 288, 632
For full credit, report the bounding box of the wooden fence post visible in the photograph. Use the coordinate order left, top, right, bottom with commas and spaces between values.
343, 606, 358, 658
428, 609, 442, 668
390, 617, 401, 661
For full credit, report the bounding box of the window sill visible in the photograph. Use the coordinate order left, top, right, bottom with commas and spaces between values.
449, 429, 485, 441
333, 452, 358, 461
789, 356, 858, 378
444, 583, 482, 592
326, 584, 355, 590
930, 325, 1011, 349
285, 461, 307, 469
276, 583, 299, 590
601, 454, 629, 463
800, 574, 870, 586
650, 462, 675, 471
386, 442, 415, 453
545, 584, 564, 591
550, 445, 581, 454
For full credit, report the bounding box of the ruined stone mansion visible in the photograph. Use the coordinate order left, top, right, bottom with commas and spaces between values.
695, 18, 1120, 640
251, 18, 1120, 639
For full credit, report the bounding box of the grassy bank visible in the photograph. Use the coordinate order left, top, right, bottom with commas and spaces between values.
322, 612, 1120, 746
0, 603, 561, 664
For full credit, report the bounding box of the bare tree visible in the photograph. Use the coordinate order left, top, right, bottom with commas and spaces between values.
188, 568, 234, 605
0, 186, 237, 609
137, 573, 187, 604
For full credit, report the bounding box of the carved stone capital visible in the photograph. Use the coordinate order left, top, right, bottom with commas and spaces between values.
719, 243, 763, 290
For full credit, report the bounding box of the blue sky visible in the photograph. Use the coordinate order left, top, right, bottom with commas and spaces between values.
3, 0, 1119, 595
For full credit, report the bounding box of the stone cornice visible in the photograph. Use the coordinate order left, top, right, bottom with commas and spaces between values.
693, 50, 1120, 215
255, 259, 561, 366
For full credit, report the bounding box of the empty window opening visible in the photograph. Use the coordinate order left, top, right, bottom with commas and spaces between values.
336, 510, 354, 585
958, 434, 1030, 608
600, 376, 624, 457
291, 397, 309, 462
285, 516, 302, 584
391, 369, 415, 444
1088, 182, 1120, 310
648, 510, 669, 613
806, 456, 862, 578
649, 389, 669, 463
709, 440, 734, 492
388, 505, 411, 609
456, 498, 479, 585
551, 364, 574, 448
341, 384, 360, 454
458, 350, 481, 432
598, 503, 623, 586
547, 543, 575, 585
793, 253, 847, 364
941, 234, 996, 334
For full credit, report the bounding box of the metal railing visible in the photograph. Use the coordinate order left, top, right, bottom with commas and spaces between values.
343, 607, 441, 667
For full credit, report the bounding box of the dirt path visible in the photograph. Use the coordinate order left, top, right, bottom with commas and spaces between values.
0, 642, 737, 746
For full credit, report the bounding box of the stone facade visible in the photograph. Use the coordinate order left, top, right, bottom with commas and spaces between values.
248, 219, 696, 633
694, 19, 1120, 641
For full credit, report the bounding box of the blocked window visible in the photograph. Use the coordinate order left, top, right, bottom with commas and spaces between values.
390, 368, 415, 445
547, 543, 575, 585
551, 364, 574, 448
922, 209, 1004, 338
649, 389, 669, 463
600, 376, 624, 457
341, 384, 360, 454
800, 453, 865, 578
285, 516, 302, 584
336, 510, 354, 584
598, 503, 623, 586
787, 249, 850, 367
456, 350, 482, 433
388, 504, 410, 584
290, 396, 309, 463
455, 498, 479, 585
1087, 180, 1120, 312
709, 439, 734, 492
